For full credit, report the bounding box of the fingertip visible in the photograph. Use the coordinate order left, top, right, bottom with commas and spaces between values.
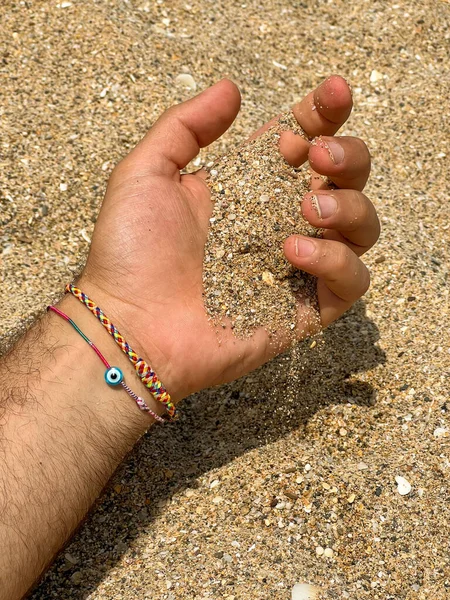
283, 235, 296, 261
300, 192, 321, 224
322, 75, 353, 100
279, 130, 310, 167
195, 78, 241, 131
284, 235, 316, 266
292, 75, 353, 139
213, 78, 242, 110
315, 75, 353, 125
308, 143, 330, 169
308, 140, 343, 176
309, 136, 371, 191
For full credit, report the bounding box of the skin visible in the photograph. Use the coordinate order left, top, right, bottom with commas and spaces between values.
0, 76, 379, 599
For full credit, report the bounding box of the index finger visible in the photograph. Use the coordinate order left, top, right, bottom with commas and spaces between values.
293, 74, 353, 138
252, 75, 353, 167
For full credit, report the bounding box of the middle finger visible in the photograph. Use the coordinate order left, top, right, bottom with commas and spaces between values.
301, 189, 380, 254
308, 135, 371, 191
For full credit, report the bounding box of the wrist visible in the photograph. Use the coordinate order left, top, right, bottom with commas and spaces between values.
68, 273, 186, 405
55, 294, 166, 429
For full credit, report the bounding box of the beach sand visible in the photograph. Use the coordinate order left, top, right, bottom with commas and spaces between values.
1, 0, 449, 598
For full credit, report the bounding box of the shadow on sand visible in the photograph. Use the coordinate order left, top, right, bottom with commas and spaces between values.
31, 300, 385, 599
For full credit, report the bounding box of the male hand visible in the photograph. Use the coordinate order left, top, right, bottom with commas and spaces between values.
80, 76, 379, 402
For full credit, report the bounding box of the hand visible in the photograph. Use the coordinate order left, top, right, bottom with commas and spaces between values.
79, 76, 379, 402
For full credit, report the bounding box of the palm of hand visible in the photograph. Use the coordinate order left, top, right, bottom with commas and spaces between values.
85, 168, 278, 400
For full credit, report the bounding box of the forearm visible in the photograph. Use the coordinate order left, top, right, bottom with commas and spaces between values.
0, 295, 154, 599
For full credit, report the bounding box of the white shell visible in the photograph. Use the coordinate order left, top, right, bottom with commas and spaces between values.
433, 427, 448, 438
395, 475, 412, 496
370, 69, 383, 83
175, 73, 197, 91
292, 583, 319, 600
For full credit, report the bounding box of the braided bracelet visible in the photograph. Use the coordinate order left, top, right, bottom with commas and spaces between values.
65, 284, 176, 419
47, 306, 167, 424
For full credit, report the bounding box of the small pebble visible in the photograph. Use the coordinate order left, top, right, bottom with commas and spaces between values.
433, 427, 448, 438
395, 475, 412, 496
114, 541, 128, 553
262, 271, 275, 286
174, 73, 197, 91
284, 490, 299, 501
315, 546, 324, 556
64, 553, 78, 565
370, 69, 384, 83
292, 583, 319, 599
70, 571, 82, 585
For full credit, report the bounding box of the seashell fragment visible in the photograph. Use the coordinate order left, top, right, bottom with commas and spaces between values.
175, 73, 197, 91
292, 583, 319, 600
395, 475, 412, 496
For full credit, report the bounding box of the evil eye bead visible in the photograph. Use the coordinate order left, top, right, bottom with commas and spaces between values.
105, 367, 124, 386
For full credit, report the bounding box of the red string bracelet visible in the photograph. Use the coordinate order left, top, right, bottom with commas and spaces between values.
47, 305, 167, 424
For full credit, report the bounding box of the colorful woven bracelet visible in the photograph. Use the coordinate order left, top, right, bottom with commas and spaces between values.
47, 305, 167, 424
65, 284, 176, 419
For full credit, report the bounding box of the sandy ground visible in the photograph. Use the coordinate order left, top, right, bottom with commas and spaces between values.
1, 0, 450, 598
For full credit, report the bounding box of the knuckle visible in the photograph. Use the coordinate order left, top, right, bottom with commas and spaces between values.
359, 267, 371, 295
345, 191, 380, 242
109, 158, 130, 187
352, 136, 370, 157
335, 244, 353, 272
353, 191, 371, 221
165, 104, 178, 119
108, 160, 124, 186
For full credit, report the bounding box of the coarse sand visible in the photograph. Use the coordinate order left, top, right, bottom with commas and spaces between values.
203, 111, 319, 338
1, 0, 449, 599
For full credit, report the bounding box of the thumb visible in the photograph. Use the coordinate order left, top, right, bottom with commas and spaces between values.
126, 78, 241, 178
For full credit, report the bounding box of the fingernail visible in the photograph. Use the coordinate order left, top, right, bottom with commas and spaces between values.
313, 194, 337, 219
324, 139, 344, 164
294, 238, 315, 257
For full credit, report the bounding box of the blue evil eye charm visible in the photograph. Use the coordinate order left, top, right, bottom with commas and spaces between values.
105, 367, 124, 386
